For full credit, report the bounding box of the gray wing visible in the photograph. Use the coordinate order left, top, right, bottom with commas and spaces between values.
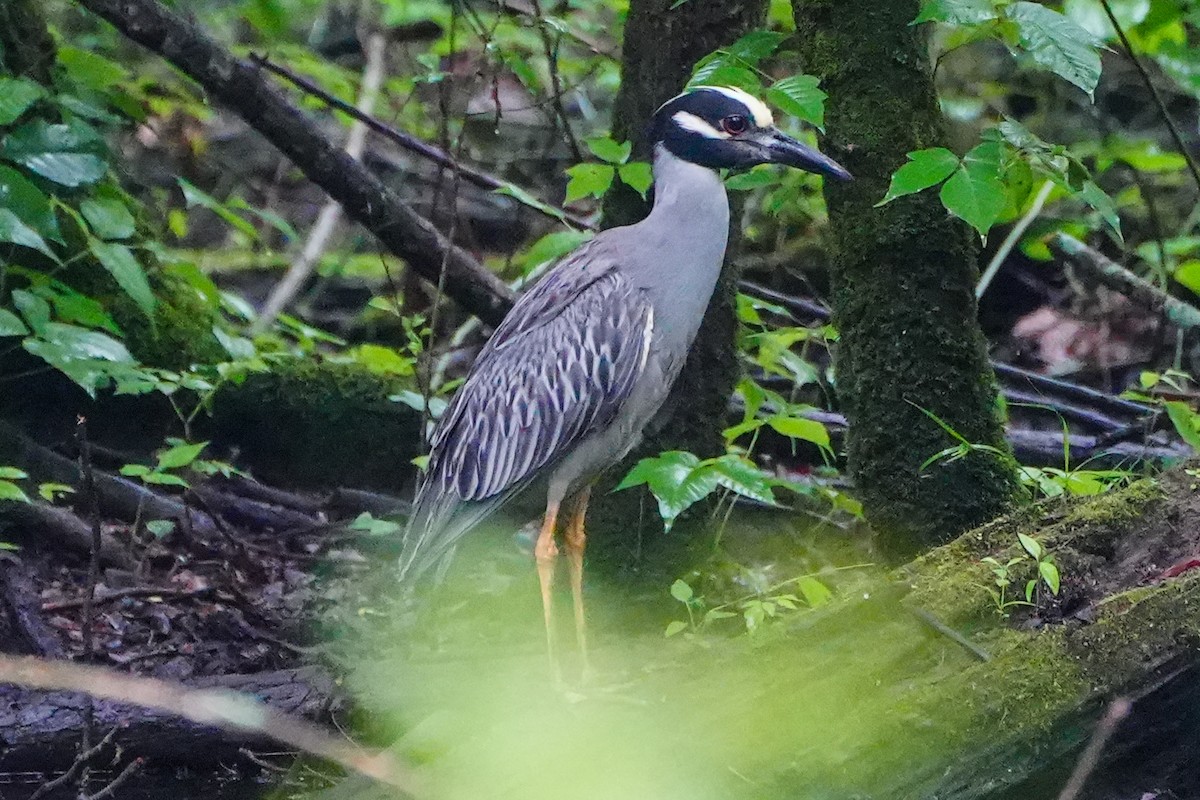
400, 244, 654, 581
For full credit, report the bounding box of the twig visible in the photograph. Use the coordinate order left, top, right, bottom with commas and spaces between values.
249, 53, 596, 231
1055, 696, 1132, 800
41, 585, 215, 612
1051, 233, 1200, 332
74, 417, 103, 793
0, 655, 419, 793
76, 0, 514, 325
527, 0, 583, 162
1098, 0, 1200, 194
253, 32, 389, 333
977, 179, 1054, 299
908, 607, 991, 662
81, 757, 145, 800
25, 727, 120, 800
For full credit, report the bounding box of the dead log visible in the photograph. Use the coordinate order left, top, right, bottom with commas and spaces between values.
0, 666, 342, 770
0, 501, 131, 569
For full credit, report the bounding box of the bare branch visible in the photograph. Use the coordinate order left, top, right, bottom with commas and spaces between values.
0, 655, 419, 793
74, 0, 514, 325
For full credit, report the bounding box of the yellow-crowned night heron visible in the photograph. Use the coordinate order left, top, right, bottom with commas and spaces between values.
401, 85, 850, 660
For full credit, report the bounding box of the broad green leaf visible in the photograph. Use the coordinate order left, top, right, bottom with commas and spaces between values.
519, 229, 593, 275
797, 576, 832, 607
1078, 181, 1123, 241
877, 148, 960, 206
0, 309, 27, 336
157, 440, 208, 470
1007, 2, 1103, 97
0, 165, 60, 242
1039, 559, 1061, 595
35, 322, 133, 362
0, 121, 107, 187
0, 78, 45, 126
0, 467, 27, 480
615, 450, 719, 531
145, 520, 176, 538
492, 183, 570, 225
1174, 260, 1200, 296
38, 482, 74, 502
688, 60, 760, 93
81, 197, 136, 240
664, 620, 688, 637
58, 47, 129, 91
89, 239, 156, 319
38, 284, 121, 334
940, 143, 1007, 239
670, 579, 694, 603
766, 75, 827, 127
564, 163, 615, 203
618, 162, 653, 197
707, 455, 777, 506
725, 168, 779, 191
12, 289, 50, 333
23, 322, 135, 395
724, 31, 788, 63
585, 136, 631, 164
143, 471, 190, 488
1165, 401, 1200, 451
766, 415, 831, 449
1018, 532, 1044, 560
0, 208, 57, 260
913, 0, 999, 25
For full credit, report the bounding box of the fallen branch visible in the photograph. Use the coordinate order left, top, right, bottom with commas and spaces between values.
1051, 233, 1200, 332
75, 0, 514, 326
0, 500, 131, 568
0, 657, 416, 791
0, 558, 67, 657
40, 585, 215, 613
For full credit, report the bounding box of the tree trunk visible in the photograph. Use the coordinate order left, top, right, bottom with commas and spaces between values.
590, 0, 768, 565
792, 0, 1021, 553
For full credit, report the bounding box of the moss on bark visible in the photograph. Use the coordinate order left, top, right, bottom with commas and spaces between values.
792, 0, 1021, 552
208, 359, 421, 492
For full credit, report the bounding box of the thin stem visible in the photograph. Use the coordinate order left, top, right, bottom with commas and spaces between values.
1099, 0, 1200, 194
977, 179, 1054, 299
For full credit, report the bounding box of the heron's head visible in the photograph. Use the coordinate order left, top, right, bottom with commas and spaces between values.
649, 85, 851, 181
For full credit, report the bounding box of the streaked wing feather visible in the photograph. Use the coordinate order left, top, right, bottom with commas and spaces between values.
401, 246, 652, 581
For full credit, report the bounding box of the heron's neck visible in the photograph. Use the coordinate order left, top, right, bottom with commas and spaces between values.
620, 144, 729, 346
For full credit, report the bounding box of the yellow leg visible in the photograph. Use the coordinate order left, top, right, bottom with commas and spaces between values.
564, 485, 592, 672
534, 500, 560, 679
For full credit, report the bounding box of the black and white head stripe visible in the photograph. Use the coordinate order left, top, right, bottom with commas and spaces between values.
646, 85, 852, 180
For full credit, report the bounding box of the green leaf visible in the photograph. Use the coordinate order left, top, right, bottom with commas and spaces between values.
120, 464, 151, 477
670, 579, 694, 603
797, 576, 832, 607
143, 472, 190, 488
519, 229, 593, 275
81, 197, 136, 240
12, 289, 50, 333
1078, 181, 1122, 241
1165, 401, 1200, 451
617, 162, 653, 197
564, 163, 615, 203
877, 148, 960, 206
0, 309, 27, 337
38, 482, 74, 502
725, 168, 779, 191
664, 620, 688, 637
585, 136, 631, 164
688, 58, 761, 93
0, 481, 30, 503
707, 454, 777, 506
615, 451, 718, 531
940, 142, 1007, 239
0, 121, 107, 187
913, 0, 999, 25
157, 440, 208, 470
0, 467, 28, 480
766, 415, 831, 449
178, 179, 258, 239
492, 183, 570, 225
89, 239, 156, 319
0, 78, 45, 126
0, 208, 57, 261
1039, 559, 1061, 595
58, 47, 129, 91
1006, 1, 1103, 98
766, 75, 827, 127
1017, 532, 1043, 560
0, 166, 60, 243
1174, 260, 1200, 296
724, 31, 788, 63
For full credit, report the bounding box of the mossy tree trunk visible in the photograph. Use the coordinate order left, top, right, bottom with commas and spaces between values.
792, 0, 1021, 553
588, 0, 767, 565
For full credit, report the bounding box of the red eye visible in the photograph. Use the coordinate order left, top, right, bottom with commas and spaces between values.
721, 115, 750, 135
